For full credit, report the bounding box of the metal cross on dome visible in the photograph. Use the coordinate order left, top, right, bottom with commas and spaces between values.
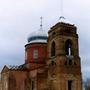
40, 16, 43, 29
59, 0, 65, 20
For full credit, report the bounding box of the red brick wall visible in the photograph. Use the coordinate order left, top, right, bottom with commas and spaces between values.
25, 43, 47, 63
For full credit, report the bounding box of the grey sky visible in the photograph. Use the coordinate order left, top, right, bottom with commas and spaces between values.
0, 0, 90, 79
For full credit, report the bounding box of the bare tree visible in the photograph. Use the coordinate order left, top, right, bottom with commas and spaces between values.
84, 78, 90, 90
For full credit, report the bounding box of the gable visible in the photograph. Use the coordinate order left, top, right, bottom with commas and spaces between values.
1, 65, 9, 73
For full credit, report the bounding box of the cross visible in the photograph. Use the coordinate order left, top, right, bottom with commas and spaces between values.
59, 0, 65, 20
40, 17, 43, 28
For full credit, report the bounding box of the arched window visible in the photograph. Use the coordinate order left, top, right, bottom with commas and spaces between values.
65, 39, 72, 56
51, 41, 56, 57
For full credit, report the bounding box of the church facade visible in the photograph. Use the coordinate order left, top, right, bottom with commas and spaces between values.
1, 19, 82, 90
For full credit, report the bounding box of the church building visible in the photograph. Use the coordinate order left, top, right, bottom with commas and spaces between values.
1, 17, 82, 90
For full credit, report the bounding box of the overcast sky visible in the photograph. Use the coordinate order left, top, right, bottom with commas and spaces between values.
0, 0, 90, 79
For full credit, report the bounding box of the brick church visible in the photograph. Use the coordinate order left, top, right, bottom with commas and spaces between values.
1, 17, 82, 90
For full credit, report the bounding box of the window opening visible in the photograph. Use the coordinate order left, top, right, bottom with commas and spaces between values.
69, 60, 72, 65
74, 62, 77, 65
51, 61, 56, 66
51, 42, 56, 57
25, 51, 27, 60
51, 61, 54, 66
65, 40, 72, 56
68, 47, 71, 56
68, 80, 72, 90
33, 50, 38, 59
32, 81, 35, 90
52, 32, 56, 36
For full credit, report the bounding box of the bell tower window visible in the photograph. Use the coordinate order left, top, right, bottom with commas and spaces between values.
65, 39, 72, 56
51, 42, 56, 57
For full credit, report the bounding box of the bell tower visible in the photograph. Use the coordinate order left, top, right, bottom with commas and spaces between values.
47, 19, 82, 90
